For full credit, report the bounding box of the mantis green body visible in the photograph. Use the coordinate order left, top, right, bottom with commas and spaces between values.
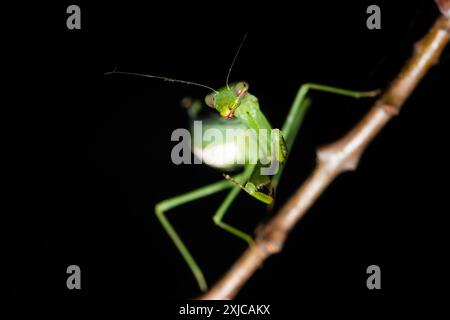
105, 33, 378, 290
153, 81, 378, 291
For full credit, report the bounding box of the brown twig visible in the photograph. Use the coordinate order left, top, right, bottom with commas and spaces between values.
437, 0, 450, 18
198, 6, 450, 300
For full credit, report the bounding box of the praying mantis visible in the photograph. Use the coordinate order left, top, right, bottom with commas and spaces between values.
106, 36, 379, 292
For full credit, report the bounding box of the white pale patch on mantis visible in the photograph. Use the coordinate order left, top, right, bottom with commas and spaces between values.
193, 126, 260, 169
193, 142, 241, 169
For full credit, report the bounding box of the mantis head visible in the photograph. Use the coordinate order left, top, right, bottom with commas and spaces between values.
205, 82, 249, 118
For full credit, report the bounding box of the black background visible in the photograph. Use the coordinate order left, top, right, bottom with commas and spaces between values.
4, 0, 449, 300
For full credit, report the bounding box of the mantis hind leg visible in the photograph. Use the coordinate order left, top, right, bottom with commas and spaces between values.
155, 175, 244, 291
282, 83, 379, 151
273, 83, 379, 186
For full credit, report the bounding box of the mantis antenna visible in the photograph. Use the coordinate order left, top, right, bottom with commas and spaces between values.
226, 32, 248, 89
104, 68, 218, 93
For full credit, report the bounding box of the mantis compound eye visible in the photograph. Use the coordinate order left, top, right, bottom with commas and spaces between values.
205, 93, 216, 108
233, 81, 249, 96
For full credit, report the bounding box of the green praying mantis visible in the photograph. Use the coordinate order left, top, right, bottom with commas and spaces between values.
106, 35, 379, 292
